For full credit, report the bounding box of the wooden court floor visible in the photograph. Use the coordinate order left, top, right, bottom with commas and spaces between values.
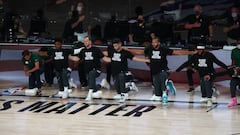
0, 78, 239, 135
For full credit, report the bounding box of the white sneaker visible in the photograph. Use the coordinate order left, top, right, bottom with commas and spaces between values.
150, 95, 162, 101
62, 87, 69, 99
62, 91, 69, 99
200, 97, 208, 102
92, 91, 102, 98
113, 94, 121, 100
207, 99, 213, 107
194, 86, 201, 92
69, 78, 77, 88
68, 88, 73, 93
119, 93, 128, 103
54, 91, 63, 97
130, 82, 139, 92
212, 96, 217, 103
100, 78, 110, 90
25, 88, 38, 96
85, 89, 93, 101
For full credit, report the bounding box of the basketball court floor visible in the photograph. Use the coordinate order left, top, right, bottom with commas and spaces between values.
0, 70, 239, 135
0, 48, 239, 135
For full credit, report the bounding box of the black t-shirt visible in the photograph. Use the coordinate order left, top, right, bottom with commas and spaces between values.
147, 46, 173, 75
108, 48, 134, 76
181, 52, 227, 77
62, 14, 84, 41
151, 21, 173, 42
186, 14, 211, 38
79, 46, 104, 73
226, 16, 240, 39
49, 48, 73, 71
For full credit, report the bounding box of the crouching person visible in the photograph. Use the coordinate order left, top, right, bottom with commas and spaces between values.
103, 38, 149, 102
22, 49, 42, 96
176, 45, 228, 107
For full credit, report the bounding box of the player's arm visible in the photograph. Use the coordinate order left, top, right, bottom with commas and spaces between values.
212, 54, 228, 69
176, 58, 194, 72
122, 47, 144, 55
73, 47, 84, 55
102, 56, 111, 63
132, 56, 150, 63
37, 51, 48, 56
172, 49, 197, 55
27, 62, 40, 74
23, 65, 29, 76
102, 51, 108, 56
69, 55, 80, 62
71, 15, 85, 29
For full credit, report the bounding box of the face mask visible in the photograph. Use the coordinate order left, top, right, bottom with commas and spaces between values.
138, 20, 143, 24
77, 6, 82, 12
237, 44, 240, 49
232, 13, 238, 18
195, 11, 201, 15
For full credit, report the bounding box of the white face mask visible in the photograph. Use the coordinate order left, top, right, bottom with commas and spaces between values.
232, 13, 238, 18
77, 6, 82, 12
237, 44, 240, 49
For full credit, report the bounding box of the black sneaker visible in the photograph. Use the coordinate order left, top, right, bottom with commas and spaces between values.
187, 88, 194, 93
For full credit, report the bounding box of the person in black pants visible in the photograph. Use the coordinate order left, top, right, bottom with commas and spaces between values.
103, 38, 149, 102
73, 42, 88, 88
184, 4, 213, 45
75, 36, 110, 101
22, 50, 43, 96
39, 38, 81, 99
176, 46, 228, 106
39, 46, 54, 87
145, 37, 195, 102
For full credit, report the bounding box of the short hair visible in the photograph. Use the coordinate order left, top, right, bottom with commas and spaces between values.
84, 35, 91, 41
112, 38, 122, 44
22, 50, 30, 57
54, 38, 63, 43
152, 37, 160, 42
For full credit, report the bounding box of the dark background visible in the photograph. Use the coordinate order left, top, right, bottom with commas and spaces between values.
0, 0, 234, 40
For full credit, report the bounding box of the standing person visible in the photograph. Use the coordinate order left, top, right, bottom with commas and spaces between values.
146, 37, 195, 102
223, 6, 240, 44
184, 4, 213, 45
22, 50, 42, 96
103, 38, 149, 102
3, 12, 27, 42
228, 39, 240, 107
176, 46, 228, 107
63, 0, 86, 43
128, 6, 150, 45
28, 9, 47, 36
76, 36, 109, 101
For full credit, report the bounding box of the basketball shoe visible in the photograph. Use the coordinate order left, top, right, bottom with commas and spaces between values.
228, 97, 238, 107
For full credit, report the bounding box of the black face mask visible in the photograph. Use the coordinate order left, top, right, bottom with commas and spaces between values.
195, 11, 201, 15
138, 20, 144, 24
